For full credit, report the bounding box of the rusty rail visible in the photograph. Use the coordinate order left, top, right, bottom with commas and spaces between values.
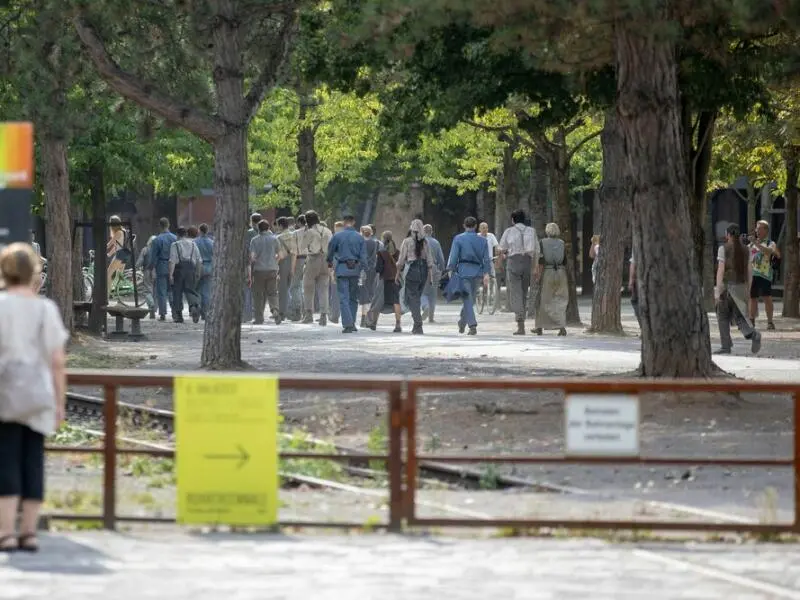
49, 369, 800, 534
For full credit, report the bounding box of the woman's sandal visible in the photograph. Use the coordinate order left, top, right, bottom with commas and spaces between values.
0, 535, 18, 553
17, 534, 39, 553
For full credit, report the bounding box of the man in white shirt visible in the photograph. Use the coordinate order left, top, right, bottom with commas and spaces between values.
498, 210, 538, 335
479, 222, 499, 275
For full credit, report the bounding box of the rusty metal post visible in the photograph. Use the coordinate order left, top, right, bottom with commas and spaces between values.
102, 385, 118, 530
795, 392, 800, 533
388, 384, 404, 533
404, 382, 418, 523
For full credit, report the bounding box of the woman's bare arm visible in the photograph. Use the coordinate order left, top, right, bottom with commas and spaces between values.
51, 347, 67, 426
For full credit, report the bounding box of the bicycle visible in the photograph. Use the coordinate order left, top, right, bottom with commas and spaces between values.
476, 275, 499, 315
111, 267, 148, 307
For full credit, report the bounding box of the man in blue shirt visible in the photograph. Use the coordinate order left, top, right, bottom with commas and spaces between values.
194, 223, 214, 320
326, 215, 367, 333
421, 223, 446, 323
147, 217, 177, 321
447, 216, 491, 335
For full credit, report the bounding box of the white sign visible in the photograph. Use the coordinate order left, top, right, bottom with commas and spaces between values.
565, 394, 640, 456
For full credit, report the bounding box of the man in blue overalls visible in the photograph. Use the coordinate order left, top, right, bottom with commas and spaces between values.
447, 216, 491, 335
194, 223, 214, 320
326, 215, 367, 333
147, 217, 177, 321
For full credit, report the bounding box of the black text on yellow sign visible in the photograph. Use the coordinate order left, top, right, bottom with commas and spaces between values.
175, 375, 279, 526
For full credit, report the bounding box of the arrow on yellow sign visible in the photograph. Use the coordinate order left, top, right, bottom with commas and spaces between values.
204, 445, 250, 469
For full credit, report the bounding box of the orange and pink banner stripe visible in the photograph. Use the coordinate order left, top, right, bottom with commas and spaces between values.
0, 122, 33, 190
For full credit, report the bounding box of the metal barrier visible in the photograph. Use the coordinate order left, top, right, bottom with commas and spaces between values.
51, 371, 404, 531
49, 370, 800, 534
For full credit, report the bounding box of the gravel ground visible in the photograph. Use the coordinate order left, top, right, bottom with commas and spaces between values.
61, 298, 800, 523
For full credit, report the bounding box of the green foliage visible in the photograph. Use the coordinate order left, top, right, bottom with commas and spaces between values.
280, 429, 344, 482
249, 86, 381, 210
366, 423, 388, 472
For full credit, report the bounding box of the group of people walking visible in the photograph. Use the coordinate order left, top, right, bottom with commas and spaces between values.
123, 207, 570, 335
134, 218, 214, 323
237, 208, 569, 336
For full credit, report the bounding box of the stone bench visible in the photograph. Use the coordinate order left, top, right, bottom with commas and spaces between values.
103, 305, 149, 342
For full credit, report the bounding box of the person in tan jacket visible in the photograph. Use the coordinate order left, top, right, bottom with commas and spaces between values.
299, 211, 333, 325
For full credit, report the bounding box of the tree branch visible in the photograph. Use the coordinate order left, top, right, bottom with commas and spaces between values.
563, 118, 586, 137
244, 11, 298, 123
73, 14, 224, 143
567, 129, 602, 160
462, 119, 515, 145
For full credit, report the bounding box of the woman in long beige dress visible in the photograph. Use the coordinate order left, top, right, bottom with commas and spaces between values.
533, 222, 568, 336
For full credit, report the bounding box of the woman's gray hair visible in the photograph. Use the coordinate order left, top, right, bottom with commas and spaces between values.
545, 222, 560, 238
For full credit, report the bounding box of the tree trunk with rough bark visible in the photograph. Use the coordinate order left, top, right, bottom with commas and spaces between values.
687, 110, 717, 313
530, 154, 549, 238
71, 206, 85, 302
589, 110, 629, 334
297, 96, 317, 212
549, 131, 581, 325
615, 20, 715, 377
782, 146, 800, 318
40, 135, 73, 333
202, 129, 249, 367
88, 165, 107, 335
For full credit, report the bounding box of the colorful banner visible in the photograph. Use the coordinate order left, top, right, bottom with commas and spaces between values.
0, 122, 33, 190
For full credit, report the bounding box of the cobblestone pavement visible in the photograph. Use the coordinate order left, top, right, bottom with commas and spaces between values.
2, 532, 800, 599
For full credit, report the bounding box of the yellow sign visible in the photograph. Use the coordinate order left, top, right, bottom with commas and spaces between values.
175, 375, 279, 526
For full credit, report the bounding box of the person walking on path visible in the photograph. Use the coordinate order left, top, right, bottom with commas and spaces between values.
396, 219, 435, 334
447, 217, 491, 336
147, 217, 177, 321
169, 227, 202, 323
327, 222, 344, 324
135, 235, 157, 319
0, 244, 68, 553
532, 223, 568, 336
327, 215, 367, 333
288, 214, 306, 321
715, 223, 762, 355
359, 225, 380, 328
748, 220, 779, 330
193, 223, 214, 320
242, 213, 262, 323
366, 232, 403, 332
499, 209, 539, 335
275, 217, 296, 322
300, 211, 333, 326
249, 220, 282, 325
421, 224, 445, 323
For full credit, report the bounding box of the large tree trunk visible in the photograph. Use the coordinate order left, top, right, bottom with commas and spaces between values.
202, 130, 249, 368
589, 110, 629, 334
297, 96, 317, 212
549, 132, 581, 325
530, 154, 549, 238
615, 21, 714, 377
88, 165, 107, 335
782, 146, 800, 318
687, 110, 717, 313
40, 135, 73, 333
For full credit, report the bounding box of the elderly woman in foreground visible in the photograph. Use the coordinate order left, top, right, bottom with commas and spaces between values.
532, 222, 568, 336
0, 243, 68, 552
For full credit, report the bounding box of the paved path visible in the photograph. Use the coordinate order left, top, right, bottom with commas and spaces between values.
2, 532, 800, 599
